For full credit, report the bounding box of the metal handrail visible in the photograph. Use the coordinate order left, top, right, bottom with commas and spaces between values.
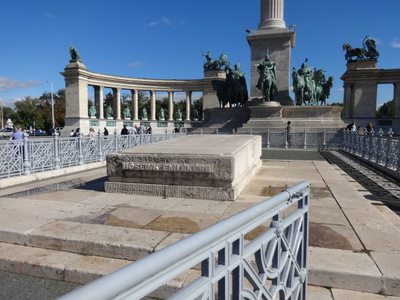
59, 181, 310, 300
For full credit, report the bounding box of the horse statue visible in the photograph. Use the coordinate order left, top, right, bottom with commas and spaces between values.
363, 36, 379, 59
342, 44, 365, 61
292, 61, 334, 106
292, 68, 306, 106
319, 76, 334, 105
212, 53, 229, 70
254, 53, 278, 102
225, 64, 249, 107
212, 63, 248, 107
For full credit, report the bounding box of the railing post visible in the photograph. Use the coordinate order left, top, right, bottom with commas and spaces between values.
285, 129, 288, 149
23, 134, 31, 175
97, 129, 103, 162
78, 133, 84, 165
114, 130, 118, 152
322, 130, 326, 150
385, 135, 392, 168
54, 133, 60, 170
304, 129, 307, 149
128, 131, 132, 148
267, 130, 270, 149
140, 132, 143, 146
216, 128, 219, 135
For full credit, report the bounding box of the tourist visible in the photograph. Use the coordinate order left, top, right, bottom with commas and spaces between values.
286, 121, 292, 145
121, 125, 129, 135
73, 128, 81, 137
89, 127, 96, 138
129, 126, 137, 135
69, 129, 74, 137
346, 121, 356, 132
365, 123, 373, 134
103, 127, 109, 136
12, 126, 24, 158
138, 123, 145, 134
147, 126, 152, 134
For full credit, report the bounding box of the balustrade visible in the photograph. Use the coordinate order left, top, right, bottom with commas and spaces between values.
0, 132, 185, 179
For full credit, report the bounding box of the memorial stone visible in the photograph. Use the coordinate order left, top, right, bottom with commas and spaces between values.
105, 135, 262, 201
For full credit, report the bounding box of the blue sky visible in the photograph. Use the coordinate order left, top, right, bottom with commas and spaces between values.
1, 0, 399, 108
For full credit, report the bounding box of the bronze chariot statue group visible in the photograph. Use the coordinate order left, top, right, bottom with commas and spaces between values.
342, 36, 379, 61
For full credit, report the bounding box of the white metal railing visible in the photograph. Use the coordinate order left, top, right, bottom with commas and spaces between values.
342, 129, 400, 177
0, 131, 186, 179
195, 130, 344, 150
58, 181, 310, 300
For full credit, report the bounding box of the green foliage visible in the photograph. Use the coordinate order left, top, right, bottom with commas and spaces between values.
376, 100, 393, 118
13, 96, 45, 129
329, 102, 344, 107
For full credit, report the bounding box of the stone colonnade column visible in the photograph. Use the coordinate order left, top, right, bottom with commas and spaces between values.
112, 88, 121, 119
168, 91, 174, 121
259, 0, 286, 30
94, 86, 104, 119
150, 90, 156, 121
393, 82, 400, 118
131, 89, 139, 120
185, 91, 192, 121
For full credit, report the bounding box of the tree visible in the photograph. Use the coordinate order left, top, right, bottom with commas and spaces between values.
13, 97, 45, 129
376, 100, 394, 118
39, 89, 66, 128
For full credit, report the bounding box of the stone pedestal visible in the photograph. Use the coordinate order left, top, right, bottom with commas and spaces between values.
105, 135, 262, 201
247, 31, 295, 106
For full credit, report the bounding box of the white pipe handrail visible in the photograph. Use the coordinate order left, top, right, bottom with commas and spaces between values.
58, 181, 310, 300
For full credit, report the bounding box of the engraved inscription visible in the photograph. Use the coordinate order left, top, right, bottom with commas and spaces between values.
122, 162, 213, 173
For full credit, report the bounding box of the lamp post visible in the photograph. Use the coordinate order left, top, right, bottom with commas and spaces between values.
47, 81, 55, 130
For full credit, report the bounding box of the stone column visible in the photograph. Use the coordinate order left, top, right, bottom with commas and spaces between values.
185, 91, 192, 121
259, 0, 286, 30
112, 88, 121, 120
131, 89, 139, 121
394, 82, 400, 118
343, 83, 353, 119
94, 86, 104, 119
150, 90, 156, 121
168, 91, 174, 121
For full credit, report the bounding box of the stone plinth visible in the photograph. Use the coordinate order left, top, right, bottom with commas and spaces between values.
105, 135, 262, 201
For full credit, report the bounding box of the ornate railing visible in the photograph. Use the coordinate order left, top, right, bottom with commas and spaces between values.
343, 129, 400, 177
196, 129, 344, 150
0, 132, 185, 179
58, 181, 310, 300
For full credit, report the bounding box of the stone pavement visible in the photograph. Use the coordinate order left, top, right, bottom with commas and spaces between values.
0, 149, 399, 299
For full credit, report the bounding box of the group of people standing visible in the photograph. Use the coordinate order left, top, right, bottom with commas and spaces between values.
346, 121, 374, 134
121, 123, 151, 135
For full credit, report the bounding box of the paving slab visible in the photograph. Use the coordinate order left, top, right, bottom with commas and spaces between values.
308, 247, 382, 294
0, 153, 399, 298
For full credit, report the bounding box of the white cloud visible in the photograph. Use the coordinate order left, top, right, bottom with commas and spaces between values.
148, 21, 159, 27
147, 17, 172, 27
337, 87, 344, 92
391, 37, 400, 48
127, 61, 144, 68
0, 77, 42, 93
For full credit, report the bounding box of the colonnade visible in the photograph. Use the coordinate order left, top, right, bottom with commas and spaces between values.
91, 87, 194, 121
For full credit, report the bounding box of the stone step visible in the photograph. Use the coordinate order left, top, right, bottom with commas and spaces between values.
0, 220, 187, 262
0, 242, 199, 299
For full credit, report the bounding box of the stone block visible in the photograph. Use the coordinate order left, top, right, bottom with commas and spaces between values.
105, 135, 262, 201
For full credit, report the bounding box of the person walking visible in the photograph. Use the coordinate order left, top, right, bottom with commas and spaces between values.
286, 121, 292, 146
103, 127, 109, 136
